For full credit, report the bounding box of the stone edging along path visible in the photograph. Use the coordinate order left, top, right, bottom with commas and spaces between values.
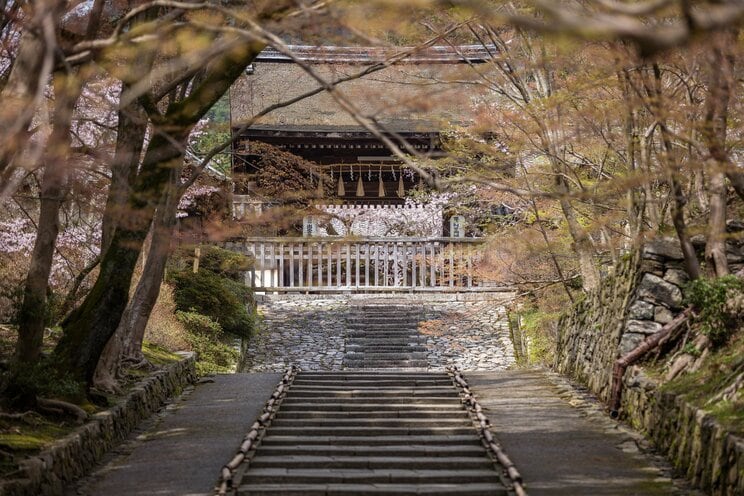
622, 370, 744, 496
0, 352, 196, 496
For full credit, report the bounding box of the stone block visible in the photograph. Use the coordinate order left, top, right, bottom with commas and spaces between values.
626, 319, 662, 336
643, 238, 684, 260
654, 306, 674, 324
663, 269, 689, 288
640, 259, 665, 276
637, 273, 683, 309
628, 300, 654, 320
619, 332, 645, 355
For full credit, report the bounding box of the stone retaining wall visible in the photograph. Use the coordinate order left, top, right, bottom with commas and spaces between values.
1, 353, 196, 496
241, 293, 517, 371
554, 236, 744, 495
622, 371, 744, 495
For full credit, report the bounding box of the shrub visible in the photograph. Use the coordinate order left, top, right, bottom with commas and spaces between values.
176, 311, 239, 375
170, 270, 253, 338
169, 245, 253, 281
199, 246, 252, 281
685, 275, 744, 346
6, 359, 85, 403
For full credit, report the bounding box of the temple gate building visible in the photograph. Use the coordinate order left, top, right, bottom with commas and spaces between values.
227, 44, 503, 292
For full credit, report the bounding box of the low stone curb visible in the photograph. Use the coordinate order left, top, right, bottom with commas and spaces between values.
1, 352, 196, 496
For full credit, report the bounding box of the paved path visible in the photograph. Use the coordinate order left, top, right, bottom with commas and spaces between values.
466, 369, 699, 496
68, 373, 281, 496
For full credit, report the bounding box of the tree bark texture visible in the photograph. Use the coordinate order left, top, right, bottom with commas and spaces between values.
93, 173, 180, 388
121, 182, 180, 358
703, 34, 735, 277
100, 89, 148, 253
54, 42, 264, 385
15, 72, 82, 363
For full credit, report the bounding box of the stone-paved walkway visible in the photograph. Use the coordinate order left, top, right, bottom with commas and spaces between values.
466, 369, 703, 496
66, 374, 281, 496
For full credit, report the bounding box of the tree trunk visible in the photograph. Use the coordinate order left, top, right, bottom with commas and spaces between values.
100, 89, 149, 253
727, 171, 744, 202
15, 71, 81, 363
93, 173, 180, 390
121, 183, 180, 358
669, 175, 701, 280
706, 168, 729, 277
702, 33, 735, 277
54, 42, 263, 385
54, 130, 187, 384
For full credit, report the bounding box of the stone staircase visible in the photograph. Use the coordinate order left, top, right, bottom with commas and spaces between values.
237, 371, 509, 495
343, 305, 428, 369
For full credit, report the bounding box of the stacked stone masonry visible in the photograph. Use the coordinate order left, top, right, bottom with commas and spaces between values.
240, 294, 516, 372
554, 234, 744, 496
0, 353, 196, 496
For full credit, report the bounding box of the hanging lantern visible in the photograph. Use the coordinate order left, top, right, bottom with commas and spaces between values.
397, 170, 405, 197
378, 166, 386, 197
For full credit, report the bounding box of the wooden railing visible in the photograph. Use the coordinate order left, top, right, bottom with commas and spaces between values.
223, 237, 496, 292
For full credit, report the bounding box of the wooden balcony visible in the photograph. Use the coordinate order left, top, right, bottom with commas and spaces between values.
224, 237, 504, 293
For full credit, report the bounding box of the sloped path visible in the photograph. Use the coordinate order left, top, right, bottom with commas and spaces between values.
466, 370, 700, 496
67, 373, 281, 496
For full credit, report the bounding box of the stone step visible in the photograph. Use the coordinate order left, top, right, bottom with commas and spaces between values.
266, 426, 477, 436
278, 403, 465, 412
343, 352, 428, 360
298, 372, 442, 377
289, 383, 448, 390
242, 468, 500, 484
249, 456, 493, 470
346, 324, 421, 329
286, 389, 456, 398
281, 397, 462, 405
256, 445, 487, 458
259, 434, 483, 446
291, 380, 449, 387
270, 418, 471, 427
346, 318, 422, 324
345, 341, 426, 347
346, 326, 419, 337
238, 482, 507, 496
277, 410, 468, 419
345, 345, 428, 351
343, 361, 430, 368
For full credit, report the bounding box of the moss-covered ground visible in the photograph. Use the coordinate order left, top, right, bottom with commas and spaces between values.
0, 326, 185, 479
656, 329, 744, 436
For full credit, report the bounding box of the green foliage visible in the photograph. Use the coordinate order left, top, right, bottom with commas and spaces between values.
176, 311, 239, 375
518, 307, 559, 365
170, 270, 253, 338
168, 245, 254, 338
684, 276, 744, 346
661, 329, 744, 435
198, 245, 253, 281
682, 341, 702, 357
8, 359, 85, 403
